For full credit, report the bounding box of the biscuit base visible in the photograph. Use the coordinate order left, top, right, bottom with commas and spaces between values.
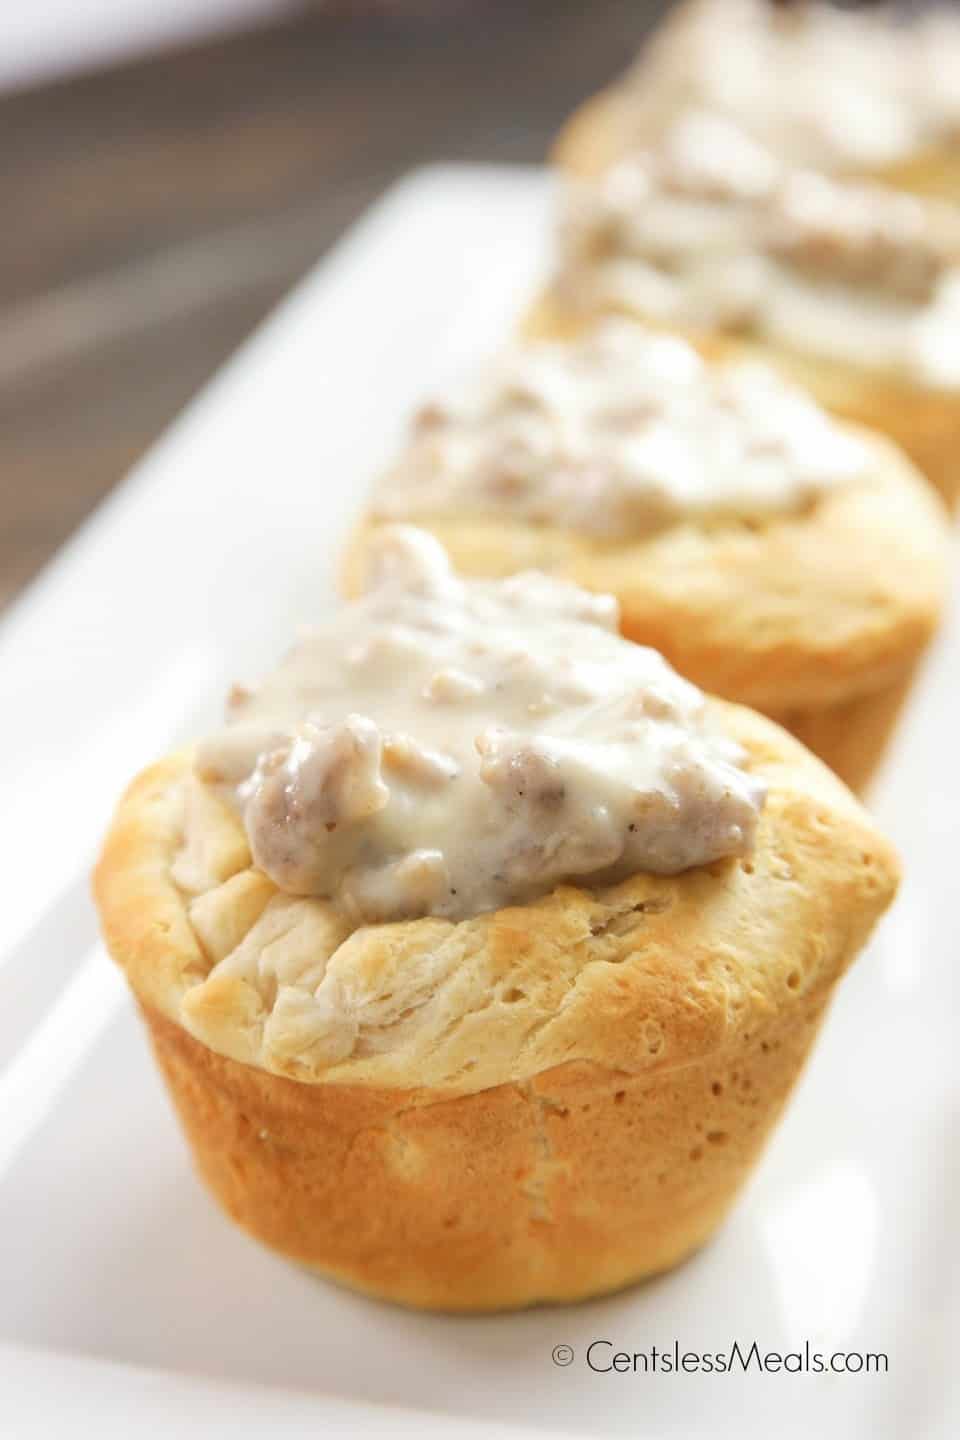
765, 666, 917, 796
552, 87, 637, 179
141, 994, 834, 1312
630, 606, 917, 795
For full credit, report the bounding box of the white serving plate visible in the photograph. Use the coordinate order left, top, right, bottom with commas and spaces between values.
1, 165, 958, 1439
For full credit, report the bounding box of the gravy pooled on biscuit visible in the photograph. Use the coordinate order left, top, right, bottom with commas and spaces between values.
374, 321, 865, 537
620, 0, 960, 177
195, 528, 765, 923
559, 114, 960, 388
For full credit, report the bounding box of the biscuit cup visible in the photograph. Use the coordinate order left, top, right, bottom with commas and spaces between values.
95, 710, 897, 1312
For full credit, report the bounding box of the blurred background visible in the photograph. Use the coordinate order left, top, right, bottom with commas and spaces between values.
0, 0, 670, 613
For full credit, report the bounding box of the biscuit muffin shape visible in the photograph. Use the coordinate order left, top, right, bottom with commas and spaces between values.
95, 704, 898, 1310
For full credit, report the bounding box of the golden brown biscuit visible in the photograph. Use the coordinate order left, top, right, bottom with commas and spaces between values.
553, 84, 646, 182
95, 708, 898, 1311
97, 696, 903, 1319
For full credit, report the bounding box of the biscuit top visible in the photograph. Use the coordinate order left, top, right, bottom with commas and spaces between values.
372, 321, 866, 537
559, 113, 960, 387
190, 527, 764, 924
624, 0, 960, 174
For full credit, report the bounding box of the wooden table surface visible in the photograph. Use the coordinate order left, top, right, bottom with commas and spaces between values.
0, 0, 667, 611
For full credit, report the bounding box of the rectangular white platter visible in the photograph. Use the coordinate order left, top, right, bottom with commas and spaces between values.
1, 165, 958, 1440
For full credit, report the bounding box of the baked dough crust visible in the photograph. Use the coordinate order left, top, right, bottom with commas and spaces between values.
95, 707, 898, 1308
349, 419, 949, 792
553, 85, 641, 182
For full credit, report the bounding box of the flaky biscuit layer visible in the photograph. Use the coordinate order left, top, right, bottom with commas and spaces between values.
95, 707, 897, 1307
95, 705, 896, 1093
